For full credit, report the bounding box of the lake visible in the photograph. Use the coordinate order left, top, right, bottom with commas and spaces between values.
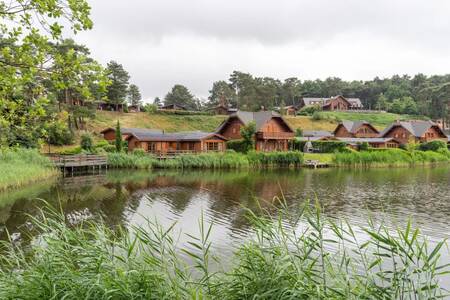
1, 167, 450, 251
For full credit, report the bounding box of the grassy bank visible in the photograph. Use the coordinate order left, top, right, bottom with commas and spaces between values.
0, 149, 58, 191
0, 204, 447, 299
334, 148, 450, 167
107, 151, 304, 169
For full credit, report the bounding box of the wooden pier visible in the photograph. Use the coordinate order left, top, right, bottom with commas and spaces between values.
302, 160, 330, 169
48, 154, 108, 175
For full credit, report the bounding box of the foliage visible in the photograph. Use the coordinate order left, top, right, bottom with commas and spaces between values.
419, 140, 448, 152
292, 140, 348, 153
115, 120, 122, 152
0, 148, 57, 191
295, 128, 303, 137
240, 121, 256, 153
333, 148, 450, 167
297, 105, 321, 116
143, 103, 158, 114
208, 80, 236, 107
226, 139, 248, 153
164, 84, 198, 110
0, 204, 448, 299
80, 133, 93, 152
359, 141, 370, 151
247, 151, 303, 167
106, 61, 130, 108
127, 84, 142, 106
47, 121, 74, 146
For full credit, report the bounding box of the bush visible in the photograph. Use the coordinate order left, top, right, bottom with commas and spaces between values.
291, 140, 348, 153
419, 140, 447, 152
80, 134, 93, 152
297, 105, 321, 116
359, 142, 369, 151
47, 122, 74, 146
247, 151, 303, 167
312, 111, 324, 120
226, 139, 248, 153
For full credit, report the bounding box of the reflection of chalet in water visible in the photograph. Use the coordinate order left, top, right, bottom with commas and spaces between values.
216, 111, 294, 151
380, 120, 448, 144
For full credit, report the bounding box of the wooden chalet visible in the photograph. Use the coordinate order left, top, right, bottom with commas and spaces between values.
300, 96, 363, 111
216, 111, 295, 151
333, 121, 379, 138
380, 120, 448, 144
101, 128, 163, 141
297, 136, 400, 149
159, 104, 187, 111
284, 105, 299, 116
125, 131, 227, 154
207, 105, 238, 115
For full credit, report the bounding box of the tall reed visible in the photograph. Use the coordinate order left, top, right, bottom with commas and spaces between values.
0, 202, 447, 299
0, 148, 57, 191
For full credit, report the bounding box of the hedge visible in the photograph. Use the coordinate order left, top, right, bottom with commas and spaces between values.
226, 139, 249, 153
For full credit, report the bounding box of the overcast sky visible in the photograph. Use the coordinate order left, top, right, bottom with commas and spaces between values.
75, 0, 450, 102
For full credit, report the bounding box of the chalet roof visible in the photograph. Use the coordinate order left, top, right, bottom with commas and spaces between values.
336, 137, 398, 144
338, 120, 379, 134
216, 110, 293, 133
302, 130, 333, 137
100, 127, 163, 135
126, 131, 227, 142
380, 120, 443, 138
160, 103, 187, 110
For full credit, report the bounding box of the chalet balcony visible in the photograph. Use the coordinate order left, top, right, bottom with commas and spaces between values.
256, 132, 295, 140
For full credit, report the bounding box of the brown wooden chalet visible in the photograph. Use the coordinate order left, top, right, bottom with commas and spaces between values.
101, 128, 163, 141
159, 104, 187, 111
333, 121, 379, 138
284, 105, 298, 116
216, 111, 294, 151
380, 120, 448, 144
125, 131, 227, 154
300, 96, 363, 111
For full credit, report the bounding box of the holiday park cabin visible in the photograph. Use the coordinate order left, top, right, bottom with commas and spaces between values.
380, 121, 448, 145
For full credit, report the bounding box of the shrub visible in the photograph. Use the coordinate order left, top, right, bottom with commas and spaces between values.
312, 111, 324, 120
297, 105, 321, 116
359, 142, 369, 151
80, 134, 93, 152
47, 122, 74, 146
226, 139, 248, 153
247, 151, 303, 167
419, 140, 447, 152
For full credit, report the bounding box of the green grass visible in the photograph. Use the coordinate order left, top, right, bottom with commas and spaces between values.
0, 149, 58, 192
0, 202, 447, 299
107, 151, 304, 169
333, 148, 450, 167
303, 153, 334, 164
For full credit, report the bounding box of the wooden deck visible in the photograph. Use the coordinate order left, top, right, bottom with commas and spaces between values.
48, 154, 108, 174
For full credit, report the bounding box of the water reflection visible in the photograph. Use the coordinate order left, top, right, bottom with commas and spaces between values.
1, 167, 450, 247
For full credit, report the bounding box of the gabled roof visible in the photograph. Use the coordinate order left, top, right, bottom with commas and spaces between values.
216, 110, 294, 133
100, 127, 163, 135
335, 121, 379, 134
302, 96, 362, 108
380, 120, 445, 138
126, 131, 227, 142
302, 130, 333, 137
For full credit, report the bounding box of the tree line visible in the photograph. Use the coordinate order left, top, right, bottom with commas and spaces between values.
161, 71, 450, 121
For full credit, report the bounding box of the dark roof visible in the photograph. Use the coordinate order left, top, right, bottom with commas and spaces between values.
303, 130, 333, 137
336, 137, 399, 144
100, 127, 163, 135
337, 120, 379, 134
380, 121, 443, 138
216, 110, 294, 132
126, 131, 227, 142
160, 104, 187, 110
303, 96, 363, 108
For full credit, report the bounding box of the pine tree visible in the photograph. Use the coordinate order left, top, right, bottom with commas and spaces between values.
115, 120, 122, 152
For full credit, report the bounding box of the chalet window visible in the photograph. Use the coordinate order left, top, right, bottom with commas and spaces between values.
148, 142, 156, 152
207, 142, 219, 151
232, 127, 237, 134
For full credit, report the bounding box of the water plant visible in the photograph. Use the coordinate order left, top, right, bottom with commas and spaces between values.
0, 201, 447, 299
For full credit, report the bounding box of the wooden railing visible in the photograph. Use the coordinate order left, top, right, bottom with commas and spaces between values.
48, 154, 108, 168
256, 132, 295, 139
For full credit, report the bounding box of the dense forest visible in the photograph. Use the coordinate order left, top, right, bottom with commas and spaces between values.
205, 72, 450, 119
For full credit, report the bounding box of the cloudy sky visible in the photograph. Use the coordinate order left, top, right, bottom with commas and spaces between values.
75, 0, 450, 102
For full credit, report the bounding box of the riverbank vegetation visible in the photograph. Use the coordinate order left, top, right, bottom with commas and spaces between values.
0, 204, 447, 299
334, 148, 450, 167
107, 150, 304, 169
0, 149, 57, 191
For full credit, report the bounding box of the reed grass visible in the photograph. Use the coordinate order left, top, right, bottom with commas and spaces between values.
333, 149, 450, 167
0, 148, 58, 191
107, 151, 303, 170
0, 202, 447, 299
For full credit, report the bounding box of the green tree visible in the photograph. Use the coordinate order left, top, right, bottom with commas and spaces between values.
208, 80, 236, 107
80, 133, 93, 152
115, 120, 122, 152
164, 84, 197, 110
240, 121, 256, 153
106, 61, 130, 110
154, 97, 162, 106
128, 84, 142, 106
279, 100, 286, 115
